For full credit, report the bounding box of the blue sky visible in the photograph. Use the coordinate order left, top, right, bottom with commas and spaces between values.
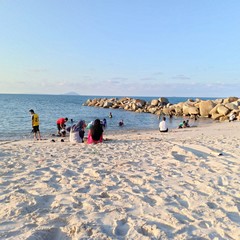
0, 0, 239, 97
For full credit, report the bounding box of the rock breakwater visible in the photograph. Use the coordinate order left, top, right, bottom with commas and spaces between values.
83, 96, 240, 121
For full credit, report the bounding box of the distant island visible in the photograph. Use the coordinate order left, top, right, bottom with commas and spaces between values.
63, 91, 79, 95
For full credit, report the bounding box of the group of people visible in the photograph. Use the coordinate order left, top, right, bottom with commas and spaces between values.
69, 118, 104, 144
109, 112, 124, 126
178, 120, 190, 128
158, 117, 191, 132
29, 109, 107, 144
30, 108, 193, 142
56, 117, 105, 144
35, 108, 236, 141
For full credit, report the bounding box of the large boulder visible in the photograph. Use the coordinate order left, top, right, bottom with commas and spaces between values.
131, 103, 138, 111
88, 101, 96, 107
169, 107, 176, 115
119, 97, 131, 105
162, 107, 170, 115
199, 100, 216, 117
103, 101, 113, 108
182, 104, 190, 115
155, 109, 162, 115
83, 99, 92, 106
151, 99, 159, 106
209, 104, 220, 116
214, 98, 224, 104
225, 102, 239, 110
195, 98, 202, 103
175, 106, 183, 116
112, 104, 119, 109
92, 98, 98, 105
211, 113, 222, 120
136, 109, 143, 113
98, 99, 105, 107
148, 107, 158, 114
219, 116, 229, 121
188, 106, 199, 115
223, 97, 239, 104
217, 105, 230, 115
159, 97, 169, 105
135, 99, 146, 107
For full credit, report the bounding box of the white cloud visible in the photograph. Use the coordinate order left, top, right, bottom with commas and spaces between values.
27, 68, 49, 73
171, 74, 191, 80
1, 76, 239, 98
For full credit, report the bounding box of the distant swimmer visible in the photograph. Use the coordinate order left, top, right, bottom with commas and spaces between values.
101, 118, 107, 129
109, 112, 113, 118
119, 119, 124, 127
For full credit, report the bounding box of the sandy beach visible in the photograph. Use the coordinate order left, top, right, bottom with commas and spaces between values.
0, 121, 239, 240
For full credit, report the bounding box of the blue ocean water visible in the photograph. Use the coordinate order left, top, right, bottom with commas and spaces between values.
0, 94, 216, 140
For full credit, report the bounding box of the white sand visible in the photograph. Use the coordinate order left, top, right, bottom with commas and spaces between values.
0, 122, 239, 239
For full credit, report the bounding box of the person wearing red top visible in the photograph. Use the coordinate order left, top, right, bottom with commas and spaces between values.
56, 117, 68, 136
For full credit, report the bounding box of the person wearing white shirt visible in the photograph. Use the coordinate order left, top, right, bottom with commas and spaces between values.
229, 112, 236, 122
159, 117, 168, 132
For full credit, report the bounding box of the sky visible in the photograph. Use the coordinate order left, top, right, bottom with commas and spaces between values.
0, 0, 239, 97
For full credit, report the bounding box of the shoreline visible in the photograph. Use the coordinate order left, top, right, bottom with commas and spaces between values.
0, 115, 215, 142
0, 122, 239, 239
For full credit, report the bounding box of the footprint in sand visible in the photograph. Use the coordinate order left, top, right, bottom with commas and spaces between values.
198, 220, 212, 229
206, 201, 218, 209
75, 185, 91, 193
26, 228, 67, 240
169, 211, 194, 224
173, 195, 190, 209
139, 222, 174, 239
142, 195, 157, 207
171, 151, 186, 162
226, 211, 240, 223
114, 219, 129, 236
218, 176, 229, 186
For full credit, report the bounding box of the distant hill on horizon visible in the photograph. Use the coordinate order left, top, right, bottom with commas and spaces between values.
63, 91, 79, 95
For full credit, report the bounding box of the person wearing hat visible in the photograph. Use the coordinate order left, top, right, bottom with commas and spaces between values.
29, 109, 41, 140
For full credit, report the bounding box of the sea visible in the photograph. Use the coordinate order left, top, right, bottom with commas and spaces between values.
0, 94, 217, 141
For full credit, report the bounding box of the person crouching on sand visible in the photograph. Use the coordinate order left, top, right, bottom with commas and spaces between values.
29, 109, 41, 140
56, 117, 68, 136
87, 119, 103, 144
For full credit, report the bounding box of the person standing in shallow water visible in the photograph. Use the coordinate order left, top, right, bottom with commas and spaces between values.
29, 109, 41, 140
119, 119, 124, 127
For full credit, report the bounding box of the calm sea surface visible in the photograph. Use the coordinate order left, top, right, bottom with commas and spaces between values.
0, 94, 216, 141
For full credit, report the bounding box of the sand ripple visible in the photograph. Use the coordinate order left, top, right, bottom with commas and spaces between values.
0, 122, 239, 239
